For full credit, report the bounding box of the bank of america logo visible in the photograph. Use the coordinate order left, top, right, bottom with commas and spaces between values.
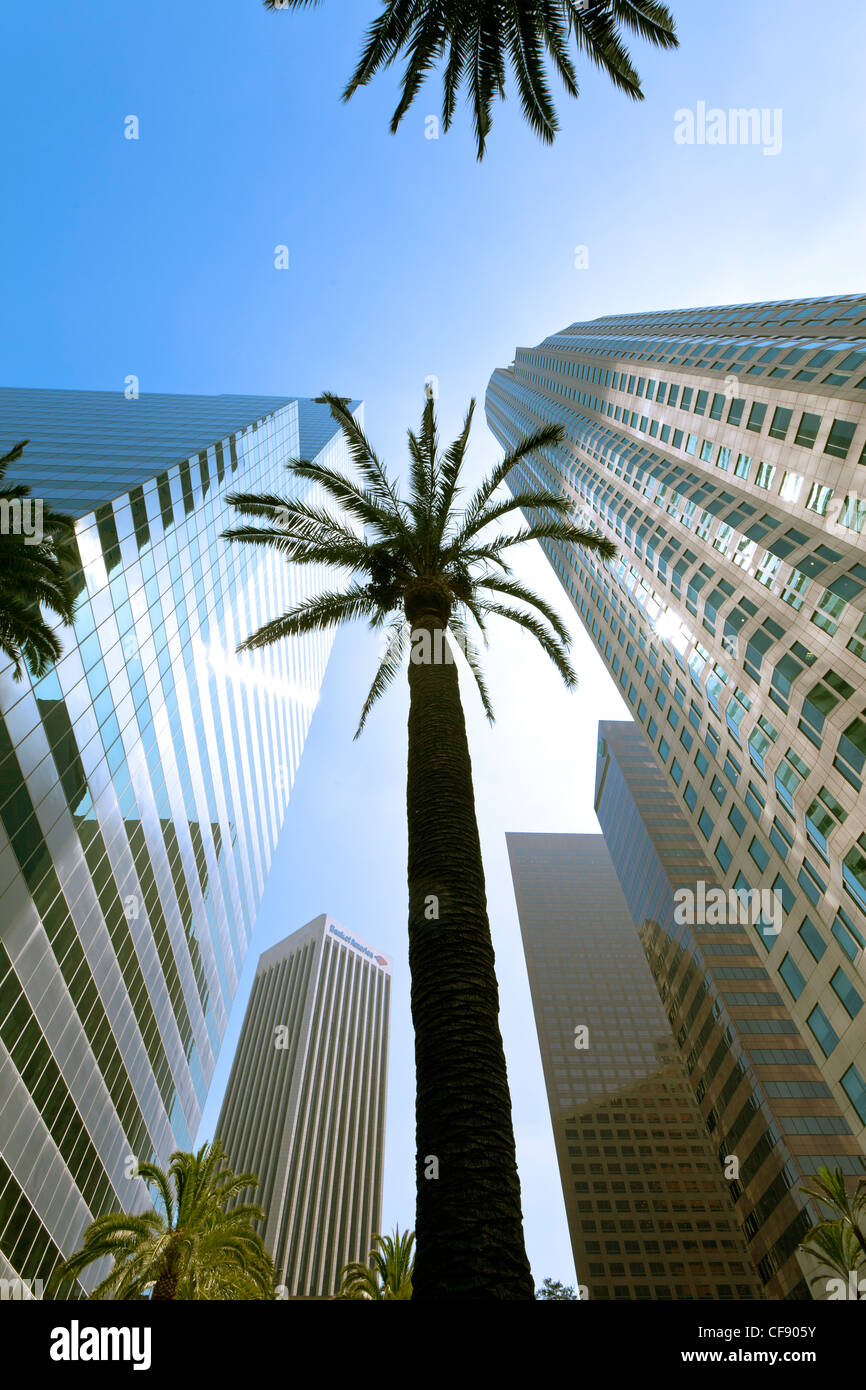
328, 923, 387, 968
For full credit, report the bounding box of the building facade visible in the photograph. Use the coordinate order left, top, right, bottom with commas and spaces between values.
0, 388, 353, 1295
215, 915, 390, 1298
507, 831, 765, 1302
487, 295, 866, 1152
595, 720, 866, 1299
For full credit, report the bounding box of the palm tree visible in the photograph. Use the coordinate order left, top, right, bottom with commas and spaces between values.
799, 1221, 864, 1299
222, 391, 616, 1298
799, 1165, 866, 1298
335, 1227, 415, 1299
0, 439, 79, 680
264, 0, 679, 159
50, 1142, 275, 1300
800, 1166, 866, 1257
536, 1276, 579, 1299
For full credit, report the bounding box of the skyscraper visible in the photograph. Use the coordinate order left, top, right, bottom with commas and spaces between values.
487, 295, 866, 1152
0, 388, 353, 1295
507, 831, 765, 1302
594, 720, 865, 1299
215, 915, 390, 1298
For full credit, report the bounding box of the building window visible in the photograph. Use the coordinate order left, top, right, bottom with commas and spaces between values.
734, 452, 751, 479
824, 418, 857, 460
755, 461, 776, 490
768, 406, 792, 440
840, 1064, 866, 1124
779, 954, 805, 1000
794, 412, 822, 449
830, 968, 863, 1019
798, 918, 826, 961
807, 1005, 839, 1057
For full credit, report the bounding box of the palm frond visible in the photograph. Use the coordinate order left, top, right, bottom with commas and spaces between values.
449, 613, 495, 723
476, 574, 573, 645
355, 616, 410, 738
237, 584, 381, 653
478, 599, 578, 688
279, 0, 679, 158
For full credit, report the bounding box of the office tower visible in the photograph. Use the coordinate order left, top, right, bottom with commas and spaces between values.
487, 295, 866, 1152
595, 719, 866, 1299
507, 831, 765, 1302
215, 915, 391, 1298
0, 389, 354, 1295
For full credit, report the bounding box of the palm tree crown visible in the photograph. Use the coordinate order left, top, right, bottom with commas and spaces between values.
799, 1164, 866, 1296
264, 0, 679, 158
336, 1227, 416, 1299
51, 1142, 275, 1300
223, 391, 615, 733
0, 440, 79, 680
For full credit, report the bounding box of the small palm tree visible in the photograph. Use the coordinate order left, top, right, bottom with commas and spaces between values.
336, 1227, 415, 1299
799, 1221, 864, 1299
222, 391, 615, 1298
50, 1142, 275, 1300
0, 440, 79, 680
800, 1166, 866, 1258
536, 1276, 579, 1299
799, 1165, 866, 1298
264, 0, 679, 159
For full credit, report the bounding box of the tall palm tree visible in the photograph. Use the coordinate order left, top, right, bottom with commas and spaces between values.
336, 1227, 416, 1299
0, 440, 79, 680
50, 1142, 275, 1300
264, 0, 679, 158
222, 391, 615, 1298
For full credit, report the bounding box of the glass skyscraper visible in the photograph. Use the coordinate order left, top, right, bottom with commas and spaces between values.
216, 915, 391, 1299
0, 388, 353, 1295
507, 831, 765, 1302
486, 295, 866, 1154
594, 721, 865, 1300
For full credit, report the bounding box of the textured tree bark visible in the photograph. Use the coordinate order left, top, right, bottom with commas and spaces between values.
152, 1242, 179, 1300
406, 606, 533, 1300
151, 1268, 178, 1300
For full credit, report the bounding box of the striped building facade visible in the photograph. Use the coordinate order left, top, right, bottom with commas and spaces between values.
215, 914, 391, 1298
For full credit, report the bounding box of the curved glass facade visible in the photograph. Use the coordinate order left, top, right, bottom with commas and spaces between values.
486, 294, 866, 1153
0, 389, 354, 1295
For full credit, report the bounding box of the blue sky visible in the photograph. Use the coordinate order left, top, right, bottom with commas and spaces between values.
2, 0, 865, 1288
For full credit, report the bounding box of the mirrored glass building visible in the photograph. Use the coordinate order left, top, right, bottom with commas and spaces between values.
0, 388, 356, 1295
487, 295, 866, 1153
595, 720, 865, 1300
507, 831, 765, 1302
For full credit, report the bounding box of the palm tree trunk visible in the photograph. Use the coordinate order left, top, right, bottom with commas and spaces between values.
405, 608, 533, 1299
152, 1244, 179, 1300
151, 1270, 178, 1300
